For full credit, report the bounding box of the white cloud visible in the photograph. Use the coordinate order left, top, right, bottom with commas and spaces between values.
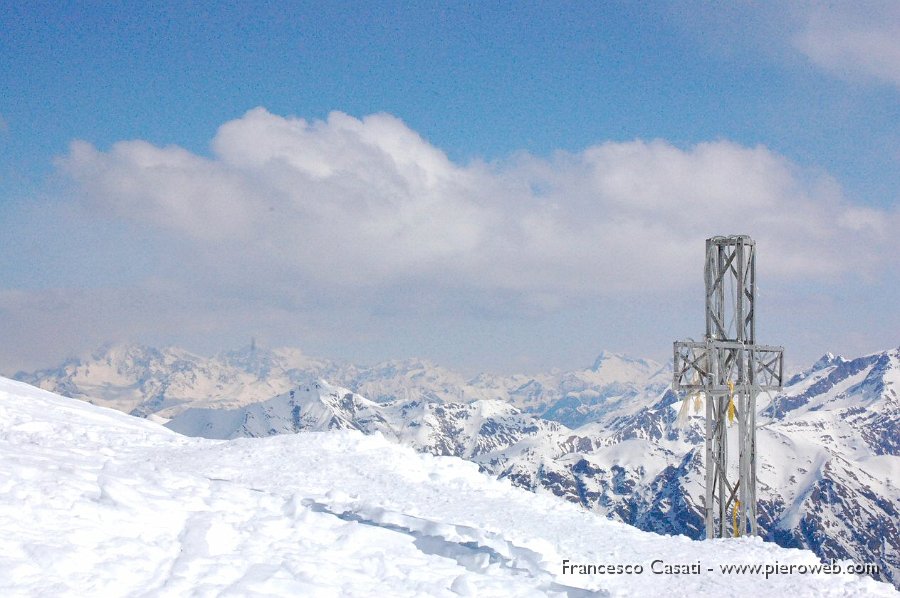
4, 109, 898, 373
62, 139, 259, 241
59, 108, 891, 304
793, 1, 900, 88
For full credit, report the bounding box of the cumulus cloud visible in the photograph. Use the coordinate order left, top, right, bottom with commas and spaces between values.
58, 108, 891, 311
793, 1, 900, 88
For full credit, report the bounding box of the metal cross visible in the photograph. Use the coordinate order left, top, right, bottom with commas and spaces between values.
673, 235, 784, 538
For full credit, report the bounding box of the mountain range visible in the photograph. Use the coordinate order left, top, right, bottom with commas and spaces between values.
14, 343, 900, 588
6, 375, 894, 596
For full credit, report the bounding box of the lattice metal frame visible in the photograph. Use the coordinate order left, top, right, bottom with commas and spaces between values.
673, 235, 784, 538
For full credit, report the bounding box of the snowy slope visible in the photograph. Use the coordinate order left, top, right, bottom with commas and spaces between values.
1, 377, 895, 597
12, 344, 900, 589
160, 352, 900, 589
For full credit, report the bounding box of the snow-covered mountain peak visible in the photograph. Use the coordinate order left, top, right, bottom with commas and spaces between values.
215, 344, 334, 378
215, 344, 278, 377
590, 350, 658, 378
576, 353, 670, 398
347, 356, 475, 403
814, 351, 837, 367
767, 348, 897, 413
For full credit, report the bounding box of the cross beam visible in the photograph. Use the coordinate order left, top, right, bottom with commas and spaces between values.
673, 235, 783, 539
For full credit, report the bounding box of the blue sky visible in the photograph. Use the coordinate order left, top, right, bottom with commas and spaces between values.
1, 2, 898, 374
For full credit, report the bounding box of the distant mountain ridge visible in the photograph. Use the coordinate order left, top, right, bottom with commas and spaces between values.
14, 343, 900, 588
15, 342, 669, 428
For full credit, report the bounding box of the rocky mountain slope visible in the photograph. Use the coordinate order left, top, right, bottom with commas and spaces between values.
504, 348, 900, 588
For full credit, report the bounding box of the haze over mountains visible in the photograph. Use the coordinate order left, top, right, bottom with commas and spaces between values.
13, 343, 671, 428
14, 343, 900, 588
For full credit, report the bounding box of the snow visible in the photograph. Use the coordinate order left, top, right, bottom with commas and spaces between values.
1, 376, 896, 597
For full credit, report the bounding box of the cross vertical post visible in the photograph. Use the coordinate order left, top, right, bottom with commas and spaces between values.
673, 235, 783, 538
